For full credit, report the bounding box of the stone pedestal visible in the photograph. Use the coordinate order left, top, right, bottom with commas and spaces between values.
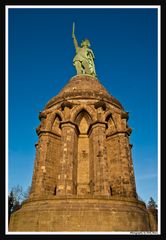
9, 197, 150, 232
9, 75, 156, 232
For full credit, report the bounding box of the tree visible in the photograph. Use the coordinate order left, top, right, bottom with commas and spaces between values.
147, 197, 158, 210
8, 191, 14, 222
22, 185, 31, 201
8, 185, 31, 224
147, 197, 158, 230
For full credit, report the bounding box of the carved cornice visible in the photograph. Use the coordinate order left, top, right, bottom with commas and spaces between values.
38, 130, 61, 139
61, 101, 73, 110
94, 101, 107, 111
106, 129, 132, 138
88, 121, 108, 135
60, 121, 80, 135
38, 111, 47, 120
121, 111, 129, 120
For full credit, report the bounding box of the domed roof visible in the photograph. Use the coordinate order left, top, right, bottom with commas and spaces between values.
45, 75, 123, 109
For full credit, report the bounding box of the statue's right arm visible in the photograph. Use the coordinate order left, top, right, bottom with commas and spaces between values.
72, 34, 79, 52
72, 23, 79, 51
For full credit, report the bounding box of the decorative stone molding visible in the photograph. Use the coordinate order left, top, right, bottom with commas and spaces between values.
121, 111, 129, 120
61, 101, 73, 110
94, 100, 107, 111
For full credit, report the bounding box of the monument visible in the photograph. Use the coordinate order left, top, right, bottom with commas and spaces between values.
9, 24, 157, 232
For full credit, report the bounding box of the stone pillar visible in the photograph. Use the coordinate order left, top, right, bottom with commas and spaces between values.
118, 133, 137, 198
89, 122, 109, 196
57, 121, 78, 195
30, 134, 50, 198
89, 132, 94, 195
128, 143, 137, 198
106, 134, 122, 196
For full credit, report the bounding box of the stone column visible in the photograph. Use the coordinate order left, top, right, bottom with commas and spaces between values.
118, 133, 137, 198
128, 143, 137, 198
30, 134, 50, 198
89, 122, 109, 196
57, 121, 78, 196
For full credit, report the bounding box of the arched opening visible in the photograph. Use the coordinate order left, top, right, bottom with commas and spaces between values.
106, 114, 116, 134
52, 114, 62, 134
75, 110, 92, 195
76, 110, 92, 132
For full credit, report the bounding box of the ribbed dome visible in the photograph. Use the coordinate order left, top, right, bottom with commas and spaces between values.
45, 75, 123, 109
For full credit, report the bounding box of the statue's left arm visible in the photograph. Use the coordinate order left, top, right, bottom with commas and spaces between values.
88, 49, 95, 59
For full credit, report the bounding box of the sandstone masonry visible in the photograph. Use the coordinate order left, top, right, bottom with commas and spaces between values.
9, 75, 157, 232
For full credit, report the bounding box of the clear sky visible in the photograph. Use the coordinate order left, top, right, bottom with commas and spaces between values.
8, 6, 159, 205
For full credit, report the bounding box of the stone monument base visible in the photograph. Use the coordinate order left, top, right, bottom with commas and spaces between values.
9, 196, 151, 232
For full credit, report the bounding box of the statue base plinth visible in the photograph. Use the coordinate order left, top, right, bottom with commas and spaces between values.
9, 196, 151, 232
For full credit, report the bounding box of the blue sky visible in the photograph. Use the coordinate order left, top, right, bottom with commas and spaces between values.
8, 6, 159, 205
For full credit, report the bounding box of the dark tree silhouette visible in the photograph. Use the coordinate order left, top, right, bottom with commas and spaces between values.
147, 197, 158, 210
147, 197, 158, 226
8, 185, 31, 224
8, 191, 14, 222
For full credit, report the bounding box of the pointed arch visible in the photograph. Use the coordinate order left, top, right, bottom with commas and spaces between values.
46, 110, 64, 131
52, 114, 62, 133
76, 110, 92, 134
71, 105, 97, 123
104, 111, 117, 130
